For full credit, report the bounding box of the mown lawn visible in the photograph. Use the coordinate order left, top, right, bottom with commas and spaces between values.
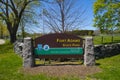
93, 35, 120, 45
91, 54, 120, 80
0, 41, 120, 80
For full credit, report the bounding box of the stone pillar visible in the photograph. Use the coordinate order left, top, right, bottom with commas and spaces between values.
23, 37, 35, 67
84, 37, 95, 66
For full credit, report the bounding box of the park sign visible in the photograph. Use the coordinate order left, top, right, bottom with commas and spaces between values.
34, 33, 84, 58
14, 34, 95, 67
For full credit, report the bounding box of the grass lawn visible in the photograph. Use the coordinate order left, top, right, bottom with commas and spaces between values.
0, 41, 120, 80
93, 35, 120, 45
91, 54, 120, 80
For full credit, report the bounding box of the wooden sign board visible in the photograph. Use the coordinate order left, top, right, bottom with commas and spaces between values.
34, 33, 84, 59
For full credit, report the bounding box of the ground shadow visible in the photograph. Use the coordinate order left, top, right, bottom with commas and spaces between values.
35, 64, 83, 67
102, 40, 120, 45
95, 63, 101, 66
35, 60, 83, 67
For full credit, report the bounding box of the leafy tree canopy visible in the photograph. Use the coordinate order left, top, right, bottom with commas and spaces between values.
93, 0, 120, 33
0, 0, 41, 43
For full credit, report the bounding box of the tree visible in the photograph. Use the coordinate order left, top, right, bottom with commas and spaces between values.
0, 21, 4, 38
41, 0, 88, 33
0, 20, 9, 38
93, 0, 120, 33
18, 7, 40, 39
0, 0, 41, 43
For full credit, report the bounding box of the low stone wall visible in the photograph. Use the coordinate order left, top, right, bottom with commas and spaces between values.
94, 43, 120, 59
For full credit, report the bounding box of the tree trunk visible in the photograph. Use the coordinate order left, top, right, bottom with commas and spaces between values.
22, 25, 25, 38
6, 22, 18, 43
10, 32, 17, 43
0, 26, 3, 39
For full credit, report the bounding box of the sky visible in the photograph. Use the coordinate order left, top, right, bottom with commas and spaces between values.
32, 0, 97, 33
78, 0, 96, 30
75, 0, 96, 30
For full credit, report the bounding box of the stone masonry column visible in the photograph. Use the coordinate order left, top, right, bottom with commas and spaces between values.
23, 37, 35, 67
84, 37, 95, 66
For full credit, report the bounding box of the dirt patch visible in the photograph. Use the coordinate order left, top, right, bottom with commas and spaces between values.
22, 65, 101, 78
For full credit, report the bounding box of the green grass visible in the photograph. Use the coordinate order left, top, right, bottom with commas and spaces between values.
0, 42, 81, 80
90, 55, 120, 80
0, 40, 13, 54
93, 35, 120, 45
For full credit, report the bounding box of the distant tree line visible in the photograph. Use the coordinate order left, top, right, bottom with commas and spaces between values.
68, 30, 94, 36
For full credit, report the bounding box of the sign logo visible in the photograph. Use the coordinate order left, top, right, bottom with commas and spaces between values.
43, 44, 50, 51
37, 44, 42, 50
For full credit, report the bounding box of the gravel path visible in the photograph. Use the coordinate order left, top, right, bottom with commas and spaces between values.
22, 65, 101, 78
0, 39, 5, 45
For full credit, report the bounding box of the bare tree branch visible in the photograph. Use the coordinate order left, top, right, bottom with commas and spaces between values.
42, 0, 88, 33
